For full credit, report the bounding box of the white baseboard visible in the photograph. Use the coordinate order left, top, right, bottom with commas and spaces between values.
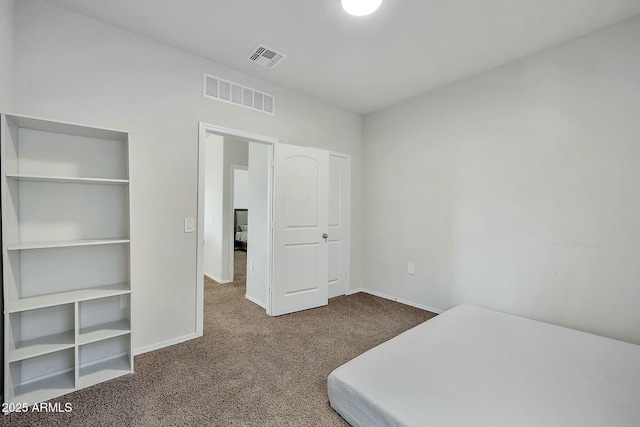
134, 333, 199, 356
204, 272, 231, 284
346, 288, 443, 314
245, 293, 266, 309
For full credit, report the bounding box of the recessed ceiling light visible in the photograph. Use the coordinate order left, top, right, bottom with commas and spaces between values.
342, 0, 382, 16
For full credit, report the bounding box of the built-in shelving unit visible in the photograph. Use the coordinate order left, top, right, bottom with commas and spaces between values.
1, 113, 133, 405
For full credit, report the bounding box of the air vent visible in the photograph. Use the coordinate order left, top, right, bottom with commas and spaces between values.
247, 44, 286, 69
203, 73, 275, 115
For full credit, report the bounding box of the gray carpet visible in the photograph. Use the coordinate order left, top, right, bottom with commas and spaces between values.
1, 252, 436, 426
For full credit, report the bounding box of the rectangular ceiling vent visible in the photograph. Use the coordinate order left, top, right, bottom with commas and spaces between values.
203, 73, 275, 115
247, 44, 286, 69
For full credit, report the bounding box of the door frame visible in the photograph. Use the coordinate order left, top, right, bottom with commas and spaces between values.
328, 151, 351, 298
197, 122, 277, 336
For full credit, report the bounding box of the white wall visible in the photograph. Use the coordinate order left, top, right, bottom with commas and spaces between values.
246, 143, 271, 307
203, 134, 224, 282
233, 169, 249, 210
0, 0, 14, 111
363, 16, 640, 344
12, 0, 363, 352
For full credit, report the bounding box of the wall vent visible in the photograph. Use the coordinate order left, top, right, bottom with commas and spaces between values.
203, 73, 275, 115
247, 44, 286, 69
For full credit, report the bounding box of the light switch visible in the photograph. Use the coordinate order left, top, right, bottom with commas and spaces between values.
184, 217, 195, 233
249, 260, 255, 271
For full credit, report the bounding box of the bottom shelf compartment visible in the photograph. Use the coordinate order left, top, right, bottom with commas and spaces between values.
78, 335, 132, 389
9, 349, 76, 404
78, 354, 131, 389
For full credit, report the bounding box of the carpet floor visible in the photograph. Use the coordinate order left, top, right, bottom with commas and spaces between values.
1, 252, 436, 426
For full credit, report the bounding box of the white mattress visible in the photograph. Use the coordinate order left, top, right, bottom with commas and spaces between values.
328, 305, 640, 427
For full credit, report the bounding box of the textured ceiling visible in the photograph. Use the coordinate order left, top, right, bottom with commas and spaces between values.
48, 0, 640, 114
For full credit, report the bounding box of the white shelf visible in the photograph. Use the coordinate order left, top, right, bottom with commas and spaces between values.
6, 173, 129, 185
79, 321, 131, 345
9, 331, 75, 362
13, 371, 75, 403
79, 354, 131, 389
6, 284, 131, 313
7, 238, 130, 251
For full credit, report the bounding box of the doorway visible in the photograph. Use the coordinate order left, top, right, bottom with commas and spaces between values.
231, 165, 248, 286
196, 124, 352, 333
197, 123, 276, 335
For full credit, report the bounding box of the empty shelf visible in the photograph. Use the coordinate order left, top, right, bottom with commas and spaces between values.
9, 331, 75, 362
6, 173, 129, 185
79, 320, 131, 345
13, 371, 75, 404
7, 238, 130, 251
6, 284, 131, 313
79, 355, 131, 389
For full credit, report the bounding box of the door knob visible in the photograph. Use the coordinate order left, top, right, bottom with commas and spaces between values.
322, 233, 328, 241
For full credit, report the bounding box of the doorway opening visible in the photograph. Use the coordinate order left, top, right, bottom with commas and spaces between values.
196, 123, 276, 336
196, 123, 353, 333
231, 165, 248, 281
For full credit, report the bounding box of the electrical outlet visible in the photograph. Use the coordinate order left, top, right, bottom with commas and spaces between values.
120, 294, 130, 309
408, 262, 415, 275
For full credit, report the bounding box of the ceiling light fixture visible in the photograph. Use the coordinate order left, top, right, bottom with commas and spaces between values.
341, 0, 382, 16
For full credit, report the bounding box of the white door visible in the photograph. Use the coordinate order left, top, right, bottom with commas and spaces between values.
328, 154, 351, 298
271, 143, 329, 316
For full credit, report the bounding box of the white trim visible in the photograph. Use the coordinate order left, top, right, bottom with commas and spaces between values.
204, 272, 232, 284
328, 150, 351, 160
245, 293, 267, 309
133, 333, 199, 356
328, 151, 351, 296
346, 288, 444, 314
196, 123, 207, 337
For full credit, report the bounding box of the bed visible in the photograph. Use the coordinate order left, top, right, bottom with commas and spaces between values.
234, 209, 248, 251
328, 305, 640, 427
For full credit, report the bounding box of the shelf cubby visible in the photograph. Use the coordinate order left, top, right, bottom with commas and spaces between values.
3, 177, 129, 247
7, 304, 75, 362
4, 116, 128, 180
79, 295, 131, 345
5, 244, 130, 308
79, 336, 132, 389
9, 349, 76, 404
